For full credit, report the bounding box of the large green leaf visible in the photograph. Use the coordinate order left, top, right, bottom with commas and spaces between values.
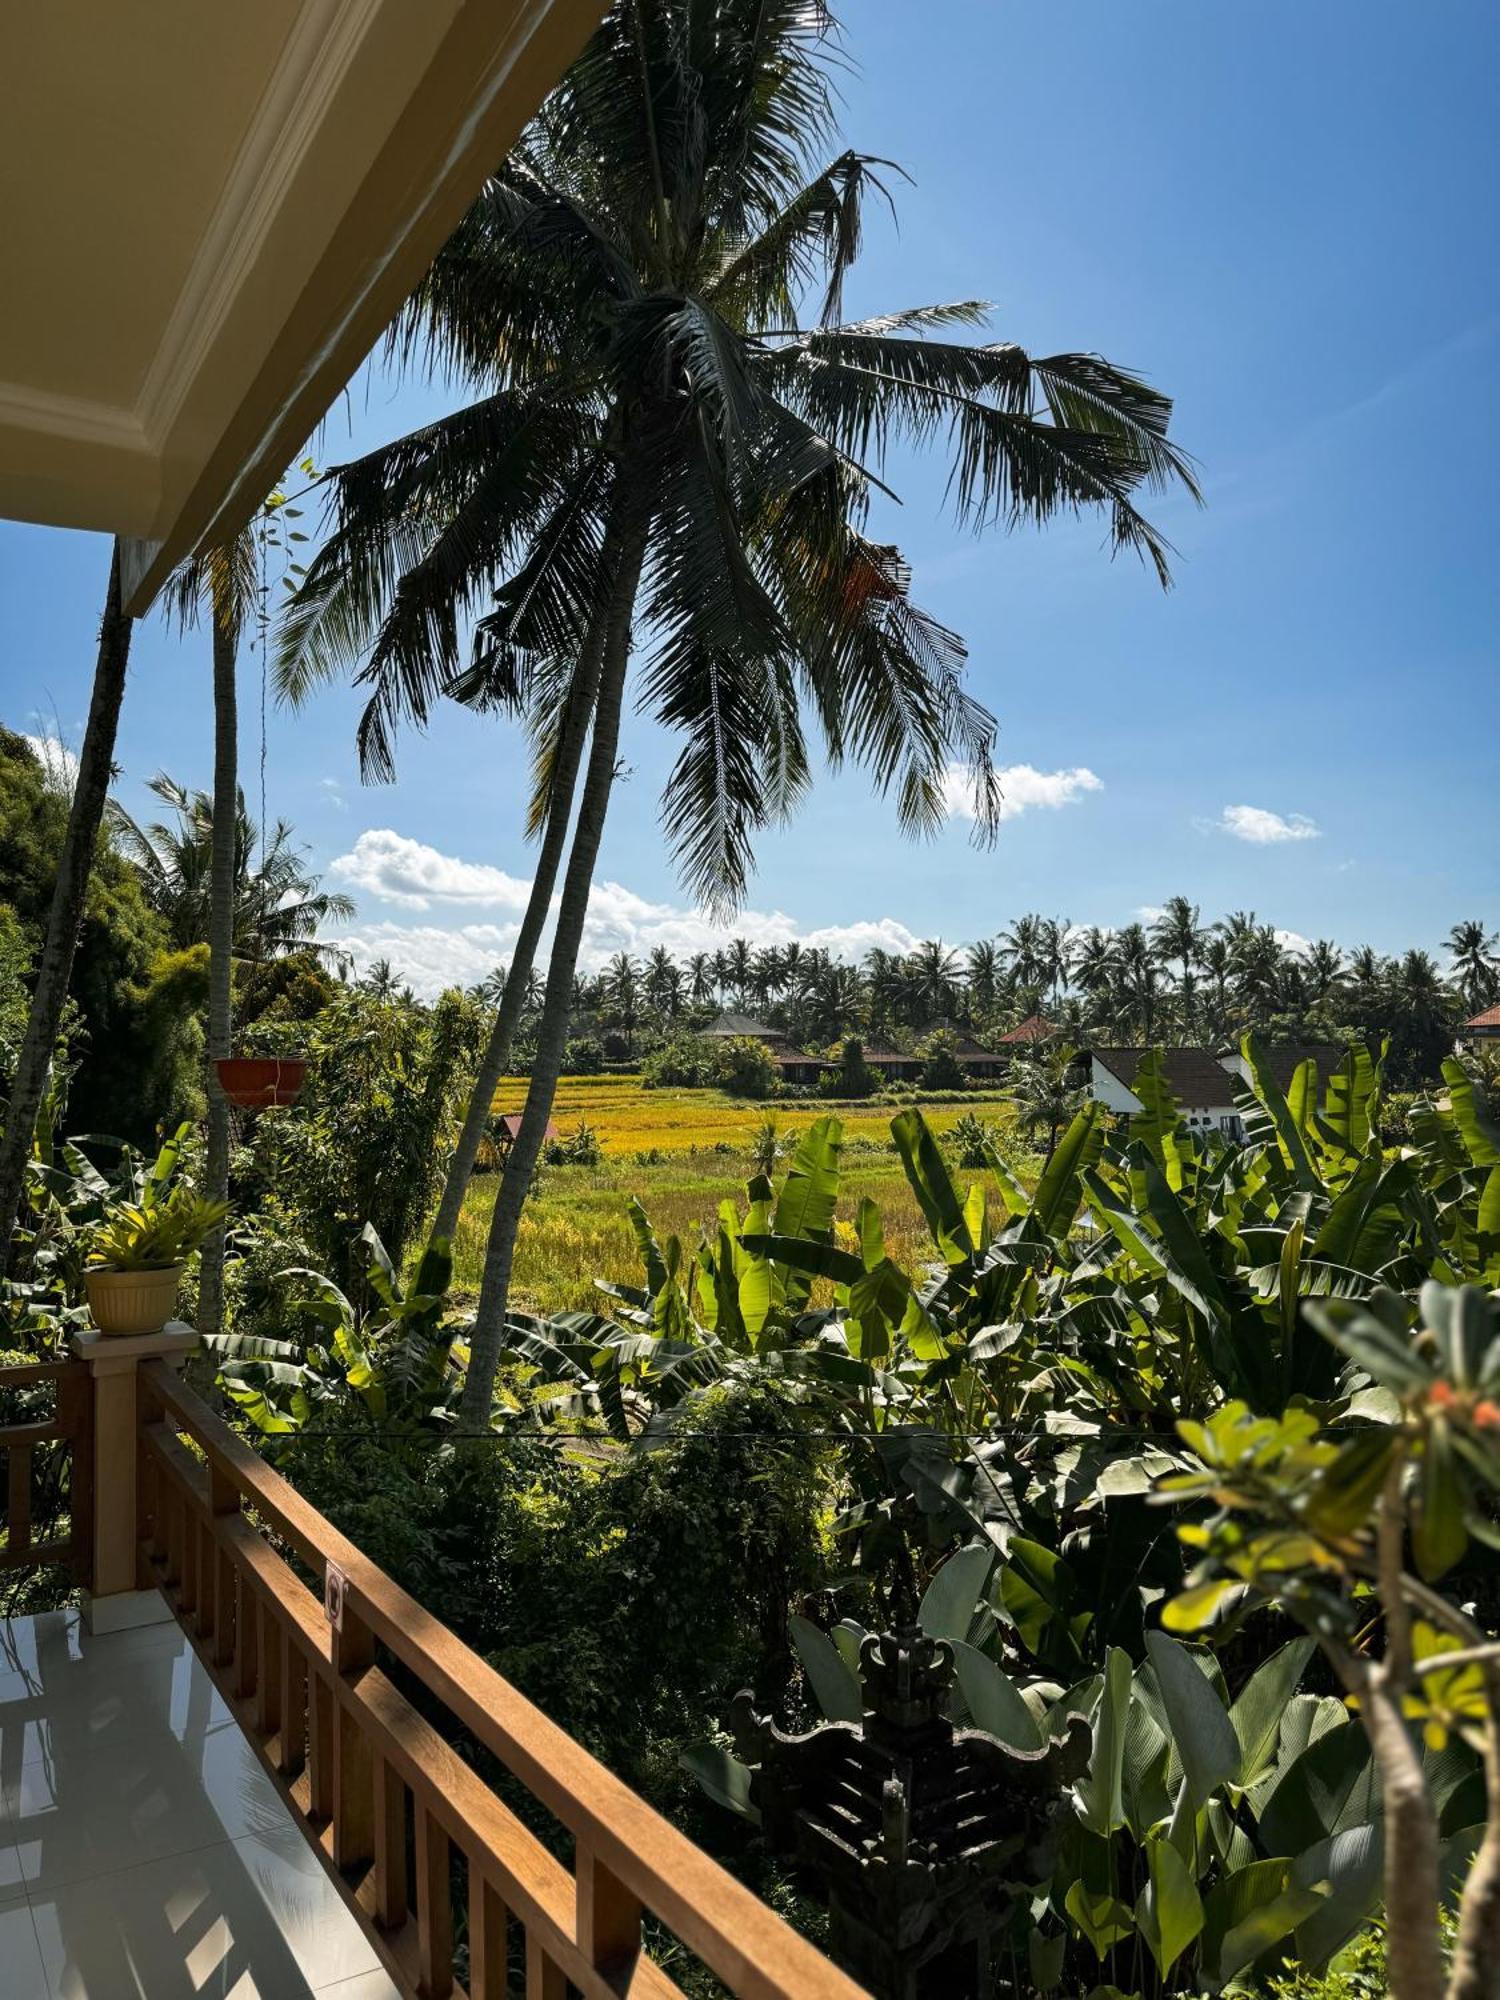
1319, 1042, 1382, 1159
678, 1742, 759, 1824
1075, 1647, 1133, 1836
1203, 1858, 1325, 1987
1229, 1638, 1316, 1790
950, 1642, 1042, 1751
1441, 1058, 1500, 1167
1135, 1833, 1204, 1976
891, 1108, 975, 1266
1291, 1824, 1383, 1971
917, 1544, 993, 1643
1240, 1033, 1318, 1190
1001, 1539, 1089, 1669
1064, 1881, 1135, 1960
789, 1614, 862, 1722
1146, 1632, 1240, 1804
1030, 1101, 1102, 1238
1259, 1718, 1374, 1856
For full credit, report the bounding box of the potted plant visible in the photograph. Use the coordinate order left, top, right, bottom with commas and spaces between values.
215, 1056, 307, 1109
84, 1131, 228, 1336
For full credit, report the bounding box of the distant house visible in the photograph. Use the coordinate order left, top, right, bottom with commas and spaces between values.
491, 1112, 560, 1150
944, 1031, 1007, 1082
1216, 1043, 1342, 1096
702, 1012, 782, 1043
1459, 1004, 1500, 1050
999, 1014, 1053, 1046
1085, 1046, 1244, 1139
702, 1013, 827, 1086
857, 1041, 925, 1083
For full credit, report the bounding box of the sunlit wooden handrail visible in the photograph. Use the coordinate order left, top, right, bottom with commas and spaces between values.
137, 1358, 864, 2000
0, 1358, 91, 1578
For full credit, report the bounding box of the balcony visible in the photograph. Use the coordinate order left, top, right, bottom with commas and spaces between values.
0, 1344, 863, 2000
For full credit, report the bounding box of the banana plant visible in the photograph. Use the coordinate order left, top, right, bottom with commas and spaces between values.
685, 1543, 1400, 1995
205, 1223, 463, 1432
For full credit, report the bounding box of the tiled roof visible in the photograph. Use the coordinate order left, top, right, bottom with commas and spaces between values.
1226, 1044, 1344, 1093
493, 1113, 560, 1142
943, 1032, 1004, 1060
858, 1042, 923, 1064
702, 1012, 777, 1038
1464, 1004, 1500, 1030
1091, 1046, 1239, 1109
999, 1014, 1052, 1043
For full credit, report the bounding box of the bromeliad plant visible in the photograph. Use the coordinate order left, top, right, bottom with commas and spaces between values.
1157, 1282, 1500, 2000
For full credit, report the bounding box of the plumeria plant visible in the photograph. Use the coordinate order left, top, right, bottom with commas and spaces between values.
1158, 1281, 1500, 2000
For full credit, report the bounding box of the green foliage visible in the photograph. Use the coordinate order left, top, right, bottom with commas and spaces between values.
948, 1108, 999, 1167
715, 1035, 780, 1100
543, 1120, 602, 1167
207, 1224, 463, 1432
917, 1027, 967, 1092
274, 1378, 833, 1789
245, 985, 484, 1287
85, 1122, 226, 1271
0, 727, 201, 1141
642, 1033, 719, 1089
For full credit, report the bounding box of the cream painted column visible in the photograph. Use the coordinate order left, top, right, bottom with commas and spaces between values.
69, 1320, 197, 1634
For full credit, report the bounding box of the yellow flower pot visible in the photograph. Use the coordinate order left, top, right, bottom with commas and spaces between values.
84, 1264, 184, 1337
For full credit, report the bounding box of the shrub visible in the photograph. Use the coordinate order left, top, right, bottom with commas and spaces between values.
642, 1033, 717, 1089
715, 1034, 779, 1100
918, 1027, 967, 1092
817, 1036, 879, 1099
543, 1121, 602, 1167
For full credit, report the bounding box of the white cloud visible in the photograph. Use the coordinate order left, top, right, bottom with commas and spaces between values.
1275, 928, 1313, 958
1215, 804, 1321, 845
941, 762, 1104, 824
319, 777, 347, 811
23, 734, 79, 794
331, 829, 534, 912
324, 830, 927, 998
1136, 904, 1166, 924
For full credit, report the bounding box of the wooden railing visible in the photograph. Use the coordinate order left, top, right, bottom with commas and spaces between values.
136, 1360, 864, 2000
0, 1359, 91, 1582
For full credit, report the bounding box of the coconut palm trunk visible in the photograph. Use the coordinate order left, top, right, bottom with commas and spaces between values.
428, 597, 611, 1249
458, 521, 646, 1429
0, 542, 134, 1277
198, 610, 238, 1336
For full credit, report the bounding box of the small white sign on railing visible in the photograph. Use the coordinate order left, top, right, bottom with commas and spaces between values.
324, 1562, 348, 1632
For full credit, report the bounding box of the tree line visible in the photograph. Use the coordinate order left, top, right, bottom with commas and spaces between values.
451, 898, 1496, 1087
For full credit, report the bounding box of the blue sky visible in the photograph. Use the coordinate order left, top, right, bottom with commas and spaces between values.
2, 0, 1496, 994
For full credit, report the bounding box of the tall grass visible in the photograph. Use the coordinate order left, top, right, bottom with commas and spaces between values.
453, 1078, 1030, 1313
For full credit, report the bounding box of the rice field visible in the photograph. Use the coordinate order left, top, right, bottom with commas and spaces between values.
452, 1074, 1033, 1315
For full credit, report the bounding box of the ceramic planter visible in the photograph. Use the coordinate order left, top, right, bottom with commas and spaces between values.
215, 1057, 307, 1109
84, 1263, 184, 1337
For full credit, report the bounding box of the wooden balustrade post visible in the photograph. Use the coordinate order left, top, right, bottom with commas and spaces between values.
331, 1600, 376, 1872
208, 1462, 240, 1669
416, 1805, 454, 2000
577, 1847, 643, 1977
69, 1323, 196, 1633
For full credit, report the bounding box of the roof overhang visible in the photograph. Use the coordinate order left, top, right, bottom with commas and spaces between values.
0, 0, 604, 613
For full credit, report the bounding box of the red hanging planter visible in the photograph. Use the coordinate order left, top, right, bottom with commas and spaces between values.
215, 1057, 307, 1109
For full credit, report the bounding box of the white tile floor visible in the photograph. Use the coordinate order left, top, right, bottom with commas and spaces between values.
0, 1606, 402, 1999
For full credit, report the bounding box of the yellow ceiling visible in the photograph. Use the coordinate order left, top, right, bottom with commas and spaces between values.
0, 0, 604, 610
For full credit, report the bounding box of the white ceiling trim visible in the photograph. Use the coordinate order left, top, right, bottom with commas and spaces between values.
134, 0, 386, 448
0, 381, 147, 453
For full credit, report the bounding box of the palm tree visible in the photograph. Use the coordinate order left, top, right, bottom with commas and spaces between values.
161, 535, 260, 1337
1150, 895, 1203, 1000
281, 0, 1193, 1429
999, 914, 1046, 996
965, 939, 1001, 1018
602, 951, 642, 1050
1448, 920, 1498, 1013
1113, 923, 1161, 1041
1305, 938, 1345, 1009
0, 546, 135, 1274
1006, 1048, 1083, 1164
643, 945, 682, 1018
686, 952, 715, 1007
1037, 916, 1073, 1012
907, 939, 962, 1023
108, 777, 353, 959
